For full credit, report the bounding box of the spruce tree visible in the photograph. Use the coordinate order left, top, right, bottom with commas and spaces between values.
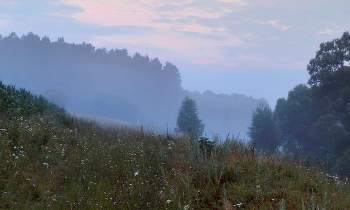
176, 96, 205, 139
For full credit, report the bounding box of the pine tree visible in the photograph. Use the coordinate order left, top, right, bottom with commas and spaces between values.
176, 96, 205, 139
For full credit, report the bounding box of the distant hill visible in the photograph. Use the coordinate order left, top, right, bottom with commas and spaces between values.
0, 32, 266, 139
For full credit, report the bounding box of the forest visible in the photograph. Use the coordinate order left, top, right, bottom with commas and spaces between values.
0, 32, 264, 139
248, 32, 350, 178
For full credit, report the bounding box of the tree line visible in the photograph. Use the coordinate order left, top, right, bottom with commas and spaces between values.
0, 32, 182, 95
248, 32, 350, 177
0, 31, 264, 137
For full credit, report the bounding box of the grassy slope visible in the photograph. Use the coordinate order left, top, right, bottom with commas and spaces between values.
0, 82, 349, 209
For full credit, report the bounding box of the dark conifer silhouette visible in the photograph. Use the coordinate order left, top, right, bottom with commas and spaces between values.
176, 96, 205, 139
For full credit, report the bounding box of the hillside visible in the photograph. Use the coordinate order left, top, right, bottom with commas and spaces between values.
0, 81, 350, 209
0, 32, 265, 139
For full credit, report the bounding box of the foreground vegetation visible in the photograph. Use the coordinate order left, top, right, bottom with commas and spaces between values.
0, 82, 350, 209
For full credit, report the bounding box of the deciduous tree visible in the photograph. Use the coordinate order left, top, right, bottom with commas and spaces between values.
248, 102, 281, 154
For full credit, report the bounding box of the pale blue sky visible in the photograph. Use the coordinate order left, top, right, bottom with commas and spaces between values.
0, 0, 349, 107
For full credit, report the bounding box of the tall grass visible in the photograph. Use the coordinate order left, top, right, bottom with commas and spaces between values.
0, 82, 350, 209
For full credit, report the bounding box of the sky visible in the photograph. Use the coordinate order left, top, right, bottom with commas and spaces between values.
0, 0, 349, 107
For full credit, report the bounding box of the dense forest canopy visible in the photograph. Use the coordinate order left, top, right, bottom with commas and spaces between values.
0, 32, 265, 138
0, 32, 182, 95
248, 32, 350, 177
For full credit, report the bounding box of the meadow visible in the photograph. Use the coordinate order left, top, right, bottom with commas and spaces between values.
0, 82, 350, 209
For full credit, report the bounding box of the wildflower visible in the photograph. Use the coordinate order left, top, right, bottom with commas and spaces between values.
33, 184, 35, 187
134, 171, 139, 176
166, 200, 172, 204
4, 192, 7, 194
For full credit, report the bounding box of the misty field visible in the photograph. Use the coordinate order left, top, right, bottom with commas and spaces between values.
0, 81, 349, 209
1, 112, 350, 209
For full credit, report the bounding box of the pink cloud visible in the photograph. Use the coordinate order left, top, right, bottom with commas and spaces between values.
178, 24, 212, 34
191, 60, 216, 65
222, 63, 234, 67
69, 3, 169, 29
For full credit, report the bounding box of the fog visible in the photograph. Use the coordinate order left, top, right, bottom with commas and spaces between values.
0, 32, 266, 140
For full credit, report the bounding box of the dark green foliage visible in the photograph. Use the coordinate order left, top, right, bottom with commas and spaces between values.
273, 32, 350, 177
176, 95, 205, 140
0, 81, 65, 118
307, 31, 350, 87
307, 33, 350, 177
198, 137, 215, 159
0, 81, 72, 156
275, 84, 322, 158
275, 81, 350, 175
334, 147, 350, 178
248, 102, 281, 154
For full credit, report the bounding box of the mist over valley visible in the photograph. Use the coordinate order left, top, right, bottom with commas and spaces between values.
0, 32, 265, 139
1, 1, 350, 208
